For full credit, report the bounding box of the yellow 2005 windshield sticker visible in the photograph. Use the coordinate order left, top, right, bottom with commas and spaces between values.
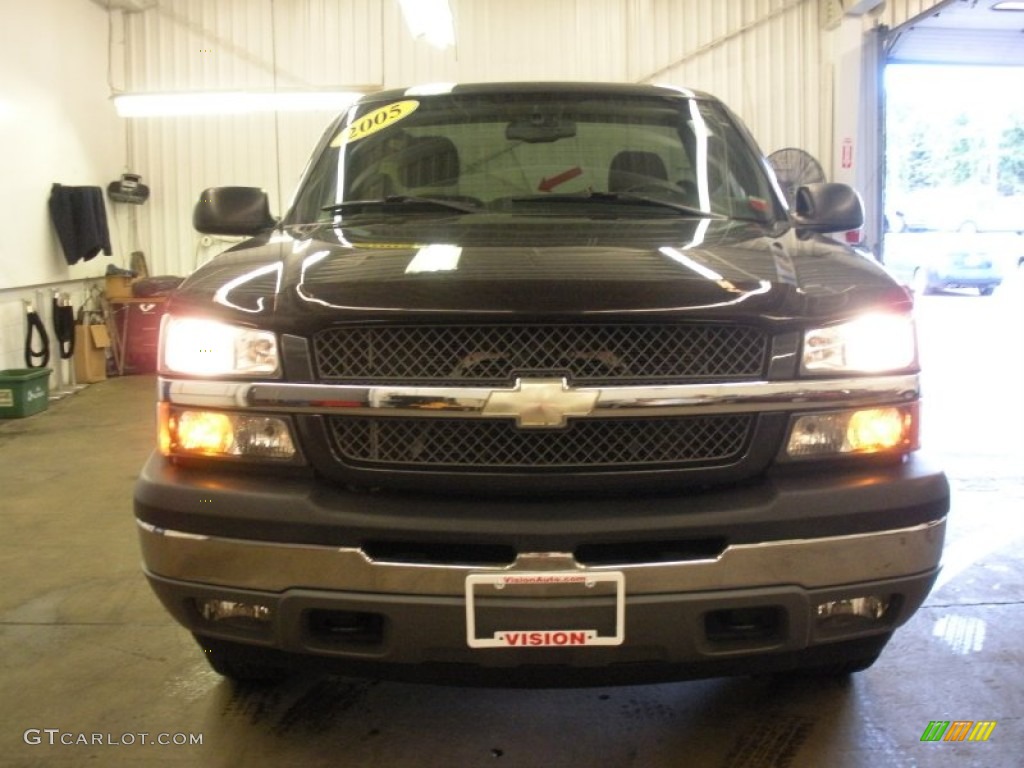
333, 100, 420, 146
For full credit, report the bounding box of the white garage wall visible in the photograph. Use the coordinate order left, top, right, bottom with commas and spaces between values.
0, 0, 126, 372
116, 0, 948, 277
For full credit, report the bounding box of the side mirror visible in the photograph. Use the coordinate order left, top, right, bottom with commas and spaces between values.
792, 182, 864, 234
193, 186, 277, 236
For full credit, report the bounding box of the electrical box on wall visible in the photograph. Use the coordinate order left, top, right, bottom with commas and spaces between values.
821, 0, 845, 31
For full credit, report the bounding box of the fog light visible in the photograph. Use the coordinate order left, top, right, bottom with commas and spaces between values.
177, 411, 235, 454
160, 404, 297, 460
816, 596, 890, 634
786, 405, 916, 458
198, 599, 271, 624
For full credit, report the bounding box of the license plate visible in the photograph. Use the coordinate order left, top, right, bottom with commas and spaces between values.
465, 571, 625, 648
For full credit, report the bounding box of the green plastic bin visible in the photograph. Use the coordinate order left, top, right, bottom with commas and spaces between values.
0, 368, 51, 418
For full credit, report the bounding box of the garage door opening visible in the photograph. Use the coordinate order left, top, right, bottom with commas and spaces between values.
880, 1, 1024, 292
885, 64, 1024, 236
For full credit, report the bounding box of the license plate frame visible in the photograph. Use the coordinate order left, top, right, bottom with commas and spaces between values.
465, 571, 625, 649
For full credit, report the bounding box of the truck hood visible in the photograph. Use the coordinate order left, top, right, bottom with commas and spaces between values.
172, 215, 908, 326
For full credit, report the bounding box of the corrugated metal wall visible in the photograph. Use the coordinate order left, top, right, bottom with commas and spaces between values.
119, 0, 947, 277
630, 0, 828, 170
123, 0, 386, 275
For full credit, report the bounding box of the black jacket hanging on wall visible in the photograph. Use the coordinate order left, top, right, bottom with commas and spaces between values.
48, 184, 113, 265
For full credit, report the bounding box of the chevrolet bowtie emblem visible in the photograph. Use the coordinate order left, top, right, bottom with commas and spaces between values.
482, 378, 599, 428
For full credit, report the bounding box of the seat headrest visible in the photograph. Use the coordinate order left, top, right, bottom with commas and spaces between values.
608, 151, 668, 191
399, 137, 460, 188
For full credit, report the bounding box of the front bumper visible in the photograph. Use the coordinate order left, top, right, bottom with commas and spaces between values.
139, 518, 944, 598
135, 453, 948, 681
139, 519, 945, 680
134, 451, 948, 550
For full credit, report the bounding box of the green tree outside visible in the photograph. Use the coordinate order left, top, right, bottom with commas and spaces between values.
886, 66, 1024, 198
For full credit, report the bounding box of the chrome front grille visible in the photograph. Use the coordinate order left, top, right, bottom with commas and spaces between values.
313, 324, 768, 384
327, 414, 754, 471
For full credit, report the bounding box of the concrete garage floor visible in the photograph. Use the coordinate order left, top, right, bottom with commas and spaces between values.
1, 284, 1022, 767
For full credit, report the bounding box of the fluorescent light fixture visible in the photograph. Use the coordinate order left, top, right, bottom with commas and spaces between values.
992, 1, 1024, 9
113, 90, 363, 117
399, 0, 455, 49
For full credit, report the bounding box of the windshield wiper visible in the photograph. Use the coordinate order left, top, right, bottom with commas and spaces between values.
508, 191, 725, 218
324, 195, 480, 215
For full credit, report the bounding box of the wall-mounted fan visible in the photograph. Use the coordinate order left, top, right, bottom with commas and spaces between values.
767, 148, 826, 208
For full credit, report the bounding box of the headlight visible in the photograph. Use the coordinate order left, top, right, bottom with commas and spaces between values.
785, 404, 918, 459
802, 313, 916, 374
159, 404, 298, 460
161, 316, 278, 376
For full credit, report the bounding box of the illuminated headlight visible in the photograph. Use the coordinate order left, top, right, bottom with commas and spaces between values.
802, 313, 916, 374
785, 405, 917, 459
159, 404, 297, 460
161, 316, 278, 376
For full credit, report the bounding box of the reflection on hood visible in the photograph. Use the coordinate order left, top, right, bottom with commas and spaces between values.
170, 217, 906, 323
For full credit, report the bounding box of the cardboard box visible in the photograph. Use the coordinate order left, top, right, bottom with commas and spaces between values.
74, 324, 110, 383
0, 368, 51, 418
105, 275, 134, 299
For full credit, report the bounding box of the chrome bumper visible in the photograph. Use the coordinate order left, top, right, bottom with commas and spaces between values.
138, 517, 945, 596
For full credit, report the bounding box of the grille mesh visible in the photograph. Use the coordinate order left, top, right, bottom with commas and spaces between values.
313, 324, 767, 384
328, 415, 753, 471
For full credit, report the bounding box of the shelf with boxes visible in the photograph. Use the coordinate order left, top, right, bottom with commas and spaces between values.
102, 296, 167, 375
101, 273, 181, 376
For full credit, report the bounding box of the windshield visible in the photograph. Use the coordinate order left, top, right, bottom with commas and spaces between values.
288, 89, 782, 225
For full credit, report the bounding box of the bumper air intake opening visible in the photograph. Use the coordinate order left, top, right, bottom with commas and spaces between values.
704, 605, 786, 649
306, 609, 386, 648
363, 540, 518, 567
575, 537, 727, 567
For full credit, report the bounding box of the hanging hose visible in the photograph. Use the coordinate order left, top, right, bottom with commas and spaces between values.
52, 295, 76, 360
25, 304, 51, 369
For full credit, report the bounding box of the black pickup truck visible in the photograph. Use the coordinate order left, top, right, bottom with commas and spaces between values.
134, 82, 949, 685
